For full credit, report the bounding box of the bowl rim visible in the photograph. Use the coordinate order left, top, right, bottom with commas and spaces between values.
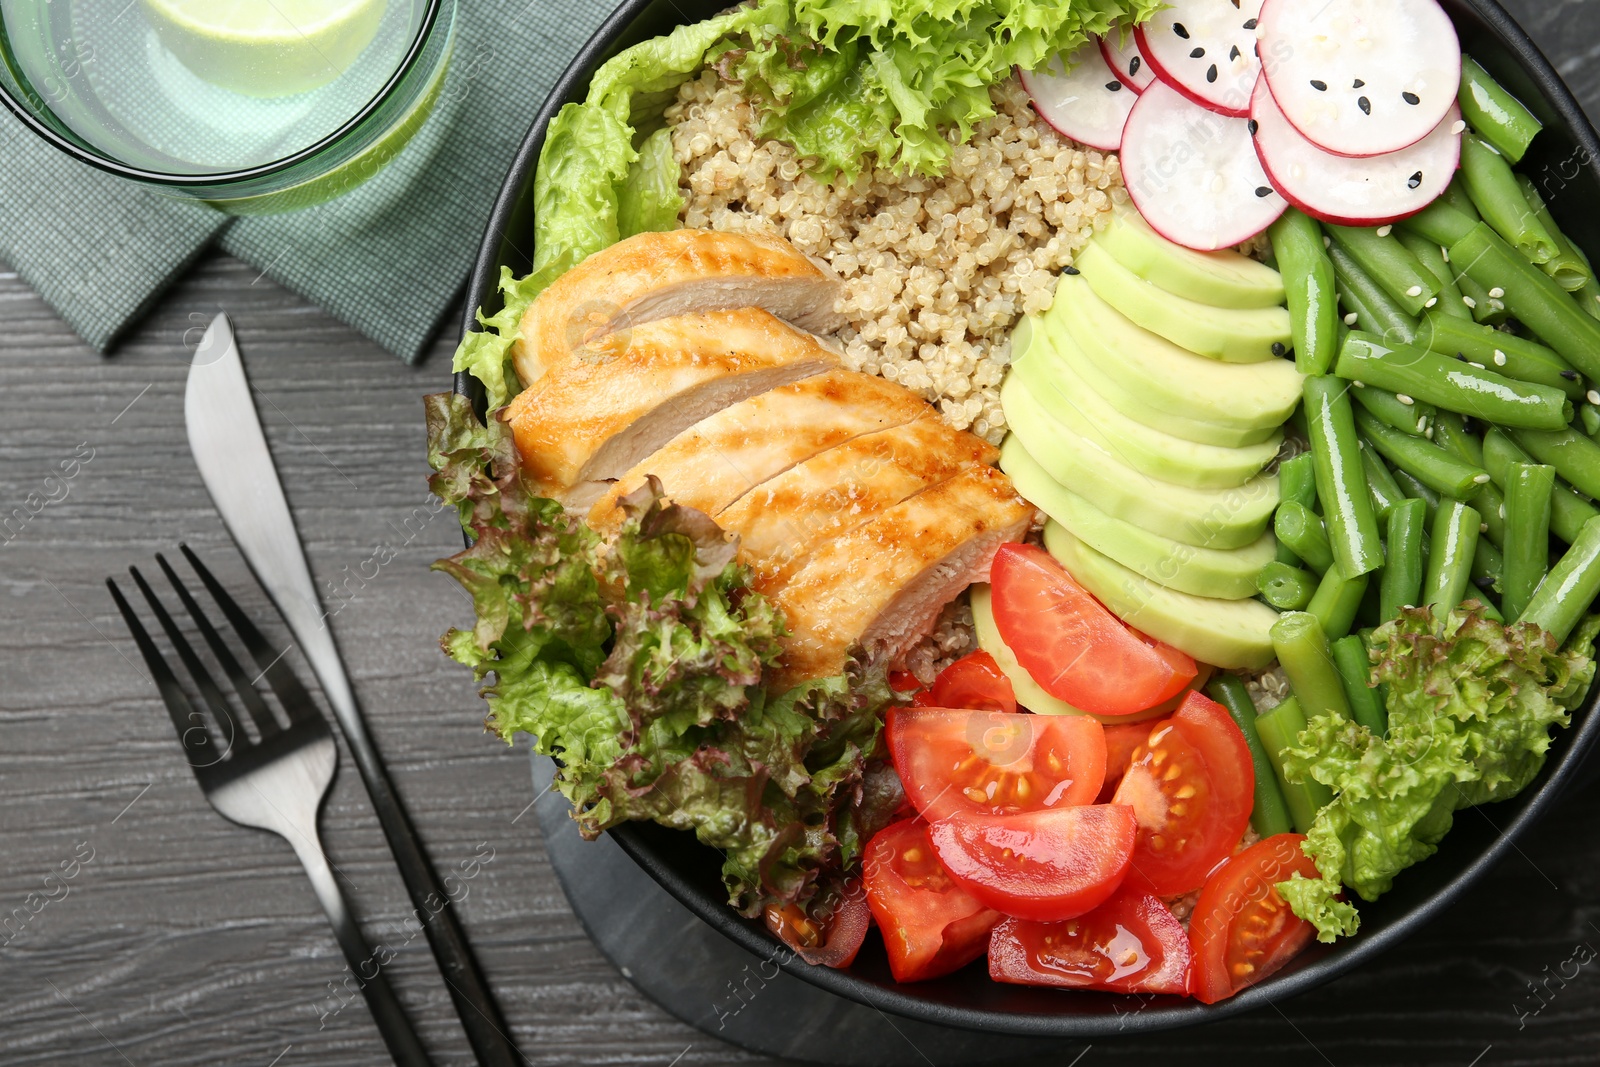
453, 0, 1600, 1037
0, 0, 445, 186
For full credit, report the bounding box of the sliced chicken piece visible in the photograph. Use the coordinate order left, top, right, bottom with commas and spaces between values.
768, 465, 1033, 690
587, 369, 934, 533
717, 416, 1000, 595
505, 308, 840, 501
514, 229, 845, 388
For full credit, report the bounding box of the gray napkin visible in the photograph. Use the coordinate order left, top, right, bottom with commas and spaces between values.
0, 0, 619, 362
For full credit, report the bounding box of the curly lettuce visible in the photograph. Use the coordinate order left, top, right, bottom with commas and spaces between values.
1277, 604, 1600, 942
425, 393, 892, 914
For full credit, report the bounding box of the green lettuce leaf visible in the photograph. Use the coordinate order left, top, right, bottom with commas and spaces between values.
618, 127, 686, 238
1277, 604, 1598, 942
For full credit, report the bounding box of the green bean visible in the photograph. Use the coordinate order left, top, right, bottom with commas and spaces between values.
1361, 445, 1406, 520
1206, 676, 1296, 840
1460, 134, 1560, 264
1352, 384, 1436, 437
1328, 242, 1420, 347
1584, 404, 1600, 440
1355, 407, 1490, 499
1305, 376, 1385, 578
1398, 230, 1473, 322
1258, 561, 1319, 611
1272, 611, 1353, 724
1483, 427, 1600, 545
1393, 465, 1442, 525
1415, 314, 1584, 400
1326, 224, 1442, 316
1521, 517, 1600, 644
1460, 57, 1543, 162
1450, 224, 1600, 382
1275, 501, 1335, 575
1306, 564, 1371, 641
1424, 500, 1482, 617
1336, 332, 1573, 431
1331, 635, 1388, 736
1279, 453, 1319, 511
1501, 462, 1555, 621
1271, 211, 1341, 376
1403, 197, 1481, 248
1455, 268, 1509, 325
1508, 426, 1600, 500
1441, 177, 1484, 224
1381, 498, 1428, 619
1254, 697, 1336, 835
1471, 541, 1505, 617
1431, 411, 1484, 466
1517, 176, 1591, 293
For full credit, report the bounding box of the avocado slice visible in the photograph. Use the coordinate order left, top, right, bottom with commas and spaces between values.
1001, 383, 1279, 550
1043, 523, 1279, 669
1002, 438, 1275, 600
1074, 242, 1292, 363
970, 585, 1191, 725
1012, 334, 1282, 489
1039, 276, 1304, 439
1098, 208, 1286, 310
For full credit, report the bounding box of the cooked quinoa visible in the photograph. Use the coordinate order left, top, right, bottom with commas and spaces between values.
667, 73, 1128, 444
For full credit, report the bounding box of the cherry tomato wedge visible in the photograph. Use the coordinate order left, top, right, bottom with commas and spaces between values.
988, 888, 1191, 995
990, 544, 1197, 716
1098, 716, 1171, 804
889, 670, 924, 694
889, 707, 1106, 821
764, 890, 872, 969
863, 820, 1001, 983
1113, 692, 1255, 897
1190, 834, 1322, 1004
911, 651, 1017, 712
928, 804, 1135, 922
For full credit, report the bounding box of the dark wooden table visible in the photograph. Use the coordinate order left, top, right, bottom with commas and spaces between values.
4, 3, 1599, 1064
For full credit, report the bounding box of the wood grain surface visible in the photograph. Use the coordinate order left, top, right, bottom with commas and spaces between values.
3, 3, 1599, 1064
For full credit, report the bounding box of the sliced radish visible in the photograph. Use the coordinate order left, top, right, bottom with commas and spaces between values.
1100, 29, 1155, 93
1135, 0, 1265, 118
1258, 0, 1461, 158
1021, 45, 1137, 153
1121, 83, 1287, 252
1252, 78, 1462, 226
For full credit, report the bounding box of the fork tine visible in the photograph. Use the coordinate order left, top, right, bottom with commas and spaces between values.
179, 544, 320, 724
108, 578, 221, 771
128, 565, 244, 754
156, 552, 281, 738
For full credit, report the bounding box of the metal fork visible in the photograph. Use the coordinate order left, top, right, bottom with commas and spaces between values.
108, 546, 430, 1067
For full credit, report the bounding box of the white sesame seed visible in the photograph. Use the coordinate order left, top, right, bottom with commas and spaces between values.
1353, 380, 1367, 389
1587, 389, 1600, 406
1491, 299, 1506, 311
1500, 504, 1507, 520
1442, 247, 1451, 262
1489, 287, 1506, 299
1452, 120, 1467, 135
1323, 235, 1332, 248
1474, 474, 1492, 484
1481, 523, 1490, 534
1417, 417, 1429, 433
1425, 297, 1438, 308
1377, 225, 1393, 237
1344, 312, 1359, 326
1407, 285, 1424, 297
1464, 296, 1478, 308
1494, 350, 1507, 366
1397, 394, 1415, 405
1470, 362, 1486, 370
1426, 428, 1435, 439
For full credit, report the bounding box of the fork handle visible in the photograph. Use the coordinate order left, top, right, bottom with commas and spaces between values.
292, 834, 433, 1067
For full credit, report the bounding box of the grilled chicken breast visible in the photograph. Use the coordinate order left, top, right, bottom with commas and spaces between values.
768, 464, 1034, 690
587, 368, 934, 532
514, 229, 846, 388
716, 416, 1000, 594
505, 308, 840, 501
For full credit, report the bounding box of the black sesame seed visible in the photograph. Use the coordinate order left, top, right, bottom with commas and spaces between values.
1247, 119, 1260, 135
1403, 91, 1421, 105
1311, 79, 1328, 92
1107, 81, 1124, 92
1191, 46, 1206, 58
1130, 56, 1142, 75
1174, 22, 1190, 38
1408, 171, 1423, 189
1475, 575, 1496, 590
1562, 369, 1581, 381
1207, 64, 1218, 83
1256, 186, 1274, 198
1353, 79, 1366, 88
1358, 96, 1371, 115
1063, 266, 1081, 275
1461, 416, 1480, 435
1230, 45, 1242, 60
1243, 17, 1258, 29
1271, 342, 1288, 357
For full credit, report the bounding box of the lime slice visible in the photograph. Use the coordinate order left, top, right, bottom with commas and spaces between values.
141, 0, 387, 98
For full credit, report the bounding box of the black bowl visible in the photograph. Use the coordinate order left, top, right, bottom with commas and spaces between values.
455, 0, 1600, 1037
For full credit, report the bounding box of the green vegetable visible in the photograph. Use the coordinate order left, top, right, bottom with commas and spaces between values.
424, 393, 894, 915
1361, 446, 1406, 521
1329, 242, 1419, 347
1326, 225, 1440, 316
1207, 676, 1294, 840
1280, 453, 1319, 510
1414, 314, 1583, 401
1273, 612, 1353, 725
1306, 375, 1385, 579
1459, 134, 1560, 265
1397, 230, 1472, 323
1501, 462, 1555, 622
1278, 604, 1599, 941
1355, 406, 1489, 501
1424, 500, 1482, 618
1331, 634, 1387, 737
1380, 498, 1428, 620
618, 128, 685, 238
1306, 564, 1369, 642
1258, 562, 1318, 612
1276, 501, 1335, 576
1522, 517, 1600, 645
1255, 697, 1335, 836
1517, 175, 1591, 293
1402, 196, 1480, 249
1272, 211, 1340, 375
1459, 57, 1542, 162
1483, 426, 1600, 545
1353, 385, 1435, 438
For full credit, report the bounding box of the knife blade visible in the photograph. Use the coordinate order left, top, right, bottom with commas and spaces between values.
186, 314, 521, 1067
